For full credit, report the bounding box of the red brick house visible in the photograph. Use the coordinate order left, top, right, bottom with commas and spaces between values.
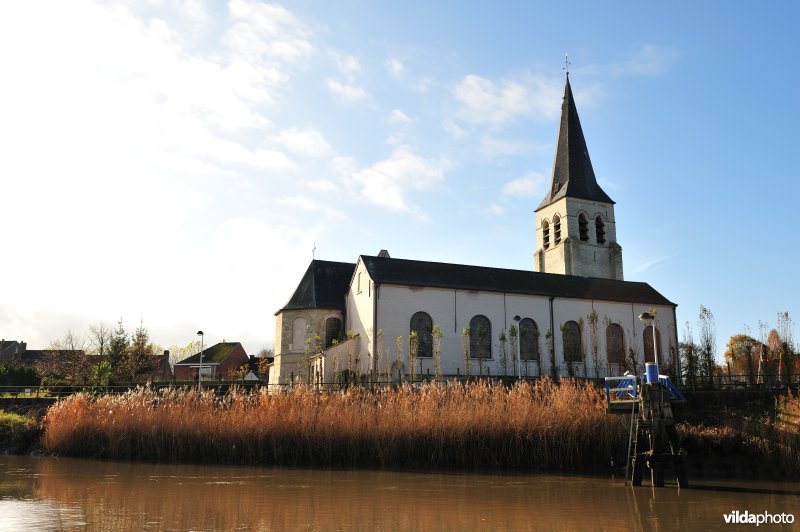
173, 342, 249, 381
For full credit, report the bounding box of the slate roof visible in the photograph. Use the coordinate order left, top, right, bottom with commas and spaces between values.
360, 255, 675, 307
175, 342, 243, 365
279, 260, 356, 313
537, 76, 614, 211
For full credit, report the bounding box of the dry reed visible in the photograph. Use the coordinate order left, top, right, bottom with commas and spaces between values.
41, 379, 624, 470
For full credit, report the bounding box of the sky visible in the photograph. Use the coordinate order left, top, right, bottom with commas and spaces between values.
2, 1, 799, 360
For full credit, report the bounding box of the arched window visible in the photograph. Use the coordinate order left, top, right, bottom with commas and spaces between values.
519, 318, 539, 361
578, 213, 589, 241
291, 317, 307, 352
595, 216, 606, 244
553, 215, 562, 245
410, 312, 433, 358
469, 315, 491, 359
542, 220, 550, 250
325, 317, 342, 348
606, 323, 625, 365
562, 320, 582, 362
643, 326, 662, 364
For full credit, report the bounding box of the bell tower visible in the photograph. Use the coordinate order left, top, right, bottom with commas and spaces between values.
534, 74, 623, 280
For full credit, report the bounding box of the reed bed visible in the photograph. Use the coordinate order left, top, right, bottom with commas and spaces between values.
676, 390, 800, 476
41, 379, 625, 470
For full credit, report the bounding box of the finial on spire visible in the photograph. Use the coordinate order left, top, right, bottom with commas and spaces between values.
564, 53, 570, 77
312, 242, 316, 260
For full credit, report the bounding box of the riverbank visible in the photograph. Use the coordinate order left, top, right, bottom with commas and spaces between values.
12, 380, 800, 479
0, 410, 41, 454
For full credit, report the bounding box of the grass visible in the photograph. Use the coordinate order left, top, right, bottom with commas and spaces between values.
41, 379, 624, 470
0, 409, 40, 453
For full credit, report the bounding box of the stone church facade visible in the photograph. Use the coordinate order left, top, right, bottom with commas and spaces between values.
269, 75, 677, 386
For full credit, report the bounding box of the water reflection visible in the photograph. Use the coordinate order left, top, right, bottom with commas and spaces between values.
1, 456, 798, 531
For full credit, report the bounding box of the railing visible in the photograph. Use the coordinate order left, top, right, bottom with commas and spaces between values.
604, 375, 638, 413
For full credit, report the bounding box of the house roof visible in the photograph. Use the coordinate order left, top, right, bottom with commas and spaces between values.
174, 342, 243, 365
537, 75, 614, 211
279, 259, 356, 313
360, 255, 675, 307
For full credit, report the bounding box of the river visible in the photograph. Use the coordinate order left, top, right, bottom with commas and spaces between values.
1, 455, 798, 530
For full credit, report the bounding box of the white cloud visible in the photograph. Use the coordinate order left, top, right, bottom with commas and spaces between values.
0, 1, 319, 355
308, 179, 338, 193
176, 0, 210, 28
483, 202, 505, 215
333, 53, 361, 75
502, 172, 548, 197
327, 78, 368, 102
347, 147, 448, 215
616, 45, 680, 77
274, 127, 332, 157
278, 196, 347, 220
386, 58, 404, 77
632, 254, 676, 274
481, 137, 534, 157
388, 109, 412, 125
442, 119, 466, 138
453, 73, 562, 128
225, 0, 313, 65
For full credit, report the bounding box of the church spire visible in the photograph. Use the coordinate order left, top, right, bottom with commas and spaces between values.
536, 75, 614, 211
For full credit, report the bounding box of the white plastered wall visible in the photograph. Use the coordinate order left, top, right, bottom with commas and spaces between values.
360, 283, 676, 379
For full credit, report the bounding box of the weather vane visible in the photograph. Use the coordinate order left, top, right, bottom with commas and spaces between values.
564, 53, 570, 77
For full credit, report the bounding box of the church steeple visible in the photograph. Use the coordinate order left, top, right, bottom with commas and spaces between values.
537, 75, 614, 211
533, 72, 623, 281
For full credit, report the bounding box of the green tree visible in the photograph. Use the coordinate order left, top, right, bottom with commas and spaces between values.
107, 319, 130, 381
121, 322, 156, 382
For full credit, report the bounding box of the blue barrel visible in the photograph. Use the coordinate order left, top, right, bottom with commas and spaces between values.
645, 362, 659, 384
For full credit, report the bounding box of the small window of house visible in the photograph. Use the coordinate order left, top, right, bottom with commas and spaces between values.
553, 215, 562, 245
542, 220, 550, 249
519, 318, 539, 361
606, 323, 625, 366
469, 315, 492, 359
595, 216, 606, 244
292, 317, 308, 352
410, 312, 433, 358
579, 213, 589, 241
562, 321, 582, 362
325, 317, 342, 348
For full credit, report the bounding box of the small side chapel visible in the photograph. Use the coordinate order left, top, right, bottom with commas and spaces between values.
268, 74, 678, 387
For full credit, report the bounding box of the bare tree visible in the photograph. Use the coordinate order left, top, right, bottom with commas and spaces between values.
36, 330, 89, 386
88, 322, 113, 358
698, 305, 716, 385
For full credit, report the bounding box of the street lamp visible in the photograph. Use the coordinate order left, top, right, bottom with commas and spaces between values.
513, 315, 522, 381
197, 330, 204, 388
638, 312, 658, 367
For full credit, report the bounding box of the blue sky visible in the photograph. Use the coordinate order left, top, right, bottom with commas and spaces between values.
1, 1, 798, 358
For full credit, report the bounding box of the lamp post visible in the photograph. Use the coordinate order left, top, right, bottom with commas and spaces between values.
638, 312, 658, 367
513, 315, 522, 381
197, 330, 204, 388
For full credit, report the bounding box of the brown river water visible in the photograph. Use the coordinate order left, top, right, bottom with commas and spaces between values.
1, 455, 798, 531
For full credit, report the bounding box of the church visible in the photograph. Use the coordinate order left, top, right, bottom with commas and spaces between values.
268, 75, 678, 386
